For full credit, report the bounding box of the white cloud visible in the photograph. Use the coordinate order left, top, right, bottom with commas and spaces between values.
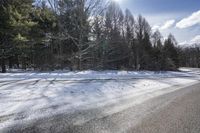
152, 25, 160, 31
179, 35, 200, 45
152, 19, 175, 31
190, 35, 200, 44
179, 41, 188, 46
176, 10, 200, 29
160, 20, 175, 30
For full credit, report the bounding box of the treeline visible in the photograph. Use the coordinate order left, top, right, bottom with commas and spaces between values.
0, 0, 199, 73
179, 46, 200, 68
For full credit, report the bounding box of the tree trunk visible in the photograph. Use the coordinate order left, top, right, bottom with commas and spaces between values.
22, 57, 27, 70
16, 56, 20, 68
1, 58, 6, 73
9, 57, 13, 69
77, 57, 82, 70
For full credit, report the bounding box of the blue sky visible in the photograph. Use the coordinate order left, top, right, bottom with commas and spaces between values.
117, 0, 200, 44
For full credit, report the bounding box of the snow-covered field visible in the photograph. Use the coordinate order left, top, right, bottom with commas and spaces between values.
0, 68, 200, 129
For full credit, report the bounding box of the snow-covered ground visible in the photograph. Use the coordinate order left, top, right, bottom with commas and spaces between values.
0, 68, 200, 129
0, 69, 196, 81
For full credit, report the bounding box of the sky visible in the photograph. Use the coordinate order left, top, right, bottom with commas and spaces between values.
115, 0, 200, 45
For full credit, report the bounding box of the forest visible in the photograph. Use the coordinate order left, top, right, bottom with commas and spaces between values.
0, 0, 200, 73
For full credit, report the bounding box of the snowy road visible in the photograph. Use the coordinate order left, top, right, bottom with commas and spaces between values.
0, 68, 200, 132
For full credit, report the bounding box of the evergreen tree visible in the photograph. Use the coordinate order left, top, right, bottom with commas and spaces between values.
135, 15, 153, 70
151, 30, 163, 70
30, 1, 57, 70
104, 2, 130, 69
163, 34, 179, 70
0, 0, 10, 72
0, 0, 36, 72
124, 9, 135, 68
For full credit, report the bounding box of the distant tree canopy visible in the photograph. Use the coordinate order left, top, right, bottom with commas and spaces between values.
0, 0, 199, 73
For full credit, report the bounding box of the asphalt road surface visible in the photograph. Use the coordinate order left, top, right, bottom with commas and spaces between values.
129, 82, 200, 133
2, 82, 200, 133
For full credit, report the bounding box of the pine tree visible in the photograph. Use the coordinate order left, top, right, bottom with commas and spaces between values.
0, 0, 10, 72
30, 1, 57, 70
104, 2, 130, 69
135, 15, 153, 70
124, 9, 135, 69
0, 0, 36, 72
163, 34, 179, 70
